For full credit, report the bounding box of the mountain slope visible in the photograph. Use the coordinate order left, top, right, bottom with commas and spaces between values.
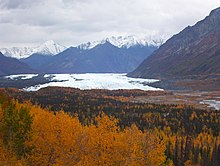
128, 7, 220, 79
33, 41, 157, 73
20, 53, 54, 71
0, 52, 36, 76
0, 40, 66, 59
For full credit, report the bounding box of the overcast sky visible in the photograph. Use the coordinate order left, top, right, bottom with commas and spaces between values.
0, 0, 220, 47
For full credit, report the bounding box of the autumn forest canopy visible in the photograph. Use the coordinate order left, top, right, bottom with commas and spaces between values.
0, 88, 219, 165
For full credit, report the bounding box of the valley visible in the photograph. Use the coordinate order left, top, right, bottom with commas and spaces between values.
0, 87, 219, 165
2, 87, 220, 131
0, 3, 220, 165
132, 90, 220, 110
0, 84, 219, 165
0, 73, 220, 111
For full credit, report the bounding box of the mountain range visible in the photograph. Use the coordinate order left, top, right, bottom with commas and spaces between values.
128, 7, 220, 79
0, 40, 66, 59
39, 41, 157, 73
0, 36, 161, 75
78, 36, 163, 49
20, 36, 161, 73
3, 5, 220, 80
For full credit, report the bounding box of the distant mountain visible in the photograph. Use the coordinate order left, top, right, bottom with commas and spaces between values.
0, 40, 66, 59
0, 52, 36, 76
22, 36, 161, 73
128, 7, 220, 79
20, 53, 54, 72
78, 36, 163, 50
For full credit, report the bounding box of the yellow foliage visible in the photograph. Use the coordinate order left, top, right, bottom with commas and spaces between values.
0, 98, 167, 165
0, 140, 26, 166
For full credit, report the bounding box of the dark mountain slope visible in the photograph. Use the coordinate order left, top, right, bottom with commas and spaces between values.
0, 52, 36, 76
21, 53, 54, 72
128, 7, 220, 79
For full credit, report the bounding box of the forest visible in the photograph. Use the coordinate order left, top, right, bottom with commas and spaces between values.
0, 87, 219, 166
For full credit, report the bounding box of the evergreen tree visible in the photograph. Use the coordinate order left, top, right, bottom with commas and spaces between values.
1, 102, 33, 158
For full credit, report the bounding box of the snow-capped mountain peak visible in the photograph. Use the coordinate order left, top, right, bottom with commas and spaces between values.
0, 40, 66, 59
33, 40, 66, 56
78, 36, 164, 50
0, 47, 33, 59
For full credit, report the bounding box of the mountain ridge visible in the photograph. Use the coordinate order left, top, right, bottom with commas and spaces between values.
128, 7, 220, 79
78, 36, 164, 50
0, 40, 66, 59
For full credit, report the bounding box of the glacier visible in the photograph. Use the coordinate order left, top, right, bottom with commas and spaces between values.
20, 73, 163, 91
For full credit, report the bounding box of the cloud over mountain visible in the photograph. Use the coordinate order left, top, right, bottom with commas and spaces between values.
0, 0, 220, 47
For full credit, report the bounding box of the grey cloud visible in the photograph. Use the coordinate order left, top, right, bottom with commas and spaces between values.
0, 0, 42, 9
0, 0, 220, 47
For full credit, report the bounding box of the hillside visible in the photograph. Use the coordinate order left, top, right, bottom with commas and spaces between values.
128, 7, 220, 79
20, 53, 54, 72
0, 52, 36, 76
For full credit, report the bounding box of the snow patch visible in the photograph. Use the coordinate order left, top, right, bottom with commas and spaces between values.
5, 74, 39, 80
